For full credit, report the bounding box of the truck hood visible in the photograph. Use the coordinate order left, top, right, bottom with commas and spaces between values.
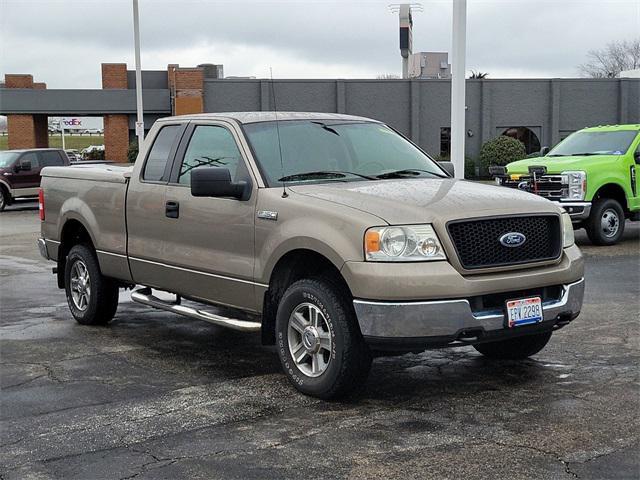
506, 154, 619, 174
289, 178, 558, 225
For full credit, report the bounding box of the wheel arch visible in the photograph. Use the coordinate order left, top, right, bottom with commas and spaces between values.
57, 218, 97, 288
593, 182, 629, 214
261, 248, 353, 346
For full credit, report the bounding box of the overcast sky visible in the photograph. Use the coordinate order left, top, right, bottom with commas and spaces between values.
1, 0, 639, 88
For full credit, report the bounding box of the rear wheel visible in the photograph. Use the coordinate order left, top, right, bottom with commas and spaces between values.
64, 244, 119, 325
275, 278, 372, 399
0, 187, 7, 212
473, 331, 552, 360
586, 198, 625, 246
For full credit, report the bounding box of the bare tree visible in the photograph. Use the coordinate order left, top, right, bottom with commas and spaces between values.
578, 38, 640, 78
469, 71, 489, 79
376, 73, 401, 79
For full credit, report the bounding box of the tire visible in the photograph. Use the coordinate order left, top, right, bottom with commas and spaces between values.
64, 244, 119, 325
586, 198, 625, 246
0, 187, 7, 212
275, 278, 372, 400
473, 331, 552, 360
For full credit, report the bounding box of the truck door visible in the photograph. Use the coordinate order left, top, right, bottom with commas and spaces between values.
11, 152, 40, 195
160, 122, 257, 312
127, 123, 187, 289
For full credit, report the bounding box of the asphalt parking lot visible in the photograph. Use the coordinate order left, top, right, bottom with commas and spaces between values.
1, 200, 639, 480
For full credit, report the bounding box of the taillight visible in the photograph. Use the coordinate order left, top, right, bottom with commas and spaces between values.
38, 188, 45, 221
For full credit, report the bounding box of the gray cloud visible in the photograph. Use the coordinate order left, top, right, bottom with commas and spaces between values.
1, 0, 638, 88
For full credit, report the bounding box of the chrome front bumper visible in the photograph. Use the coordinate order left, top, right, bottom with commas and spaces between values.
353, 278, 584, 347
555, 202, 591, 221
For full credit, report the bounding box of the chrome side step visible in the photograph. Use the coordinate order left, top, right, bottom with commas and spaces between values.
130, 288, 261, 332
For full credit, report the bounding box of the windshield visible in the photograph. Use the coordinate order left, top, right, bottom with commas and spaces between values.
548, 130, 638, 157
243, 120, 446, 186
0, 152, 20, 168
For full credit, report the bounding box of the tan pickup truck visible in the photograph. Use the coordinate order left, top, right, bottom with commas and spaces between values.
38, 112, 585, 399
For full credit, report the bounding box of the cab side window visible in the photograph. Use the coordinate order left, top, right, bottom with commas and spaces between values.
19, 152, 39, 169
39, 151, 65, 167
178, 126, 244, 185
143, 125, 182, 182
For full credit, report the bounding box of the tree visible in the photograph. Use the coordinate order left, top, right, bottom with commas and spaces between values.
578, 38, 640, 78
469, 70, 488, 79
376, 73, 401, 79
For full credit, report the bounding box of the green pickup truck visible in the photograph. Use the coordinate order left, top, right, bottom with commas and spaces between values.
496, 125, 640, 245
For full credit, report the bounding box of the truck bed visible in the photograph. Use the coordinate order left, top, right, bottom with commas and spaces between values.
40, 163, 134, 282
41, 163, 133, 183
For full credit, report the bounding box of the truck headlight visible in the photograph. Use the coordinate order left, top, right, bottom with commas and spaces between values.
561, 212, 575, 248
561, 171, 586, 201
364, 225, 447, 262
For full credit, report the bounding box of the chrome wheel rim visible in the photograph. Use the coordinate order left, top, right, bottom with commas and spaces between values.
600, 208, 620, 238
0, 191, 5, 209
287, 302, 333, 378
70, 260, 91, 311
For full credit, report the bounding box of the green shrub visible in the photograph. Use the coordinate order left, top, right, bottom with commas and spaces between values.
127, 142, 139, 163
479, 136, 526, 173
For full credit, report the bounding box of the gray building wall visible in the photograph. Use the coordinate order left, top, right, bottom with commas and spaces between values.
202, 78, 640, 162
1, 76, 637, 164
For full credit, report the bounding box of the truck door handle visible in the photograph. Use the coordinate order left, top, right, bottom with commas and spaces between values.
165, 201, 179, 218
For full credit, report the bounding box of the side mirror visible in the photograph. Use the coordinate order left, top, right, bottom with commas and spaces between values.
438, 161, 455, 177
634, 150, 640, 164
17, 160, 32, 172
190, 167, 249, 200
540, 146, 550, 156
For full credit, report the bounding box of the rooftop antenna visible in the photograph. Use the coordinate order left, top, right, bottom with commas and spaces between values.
270, 67, 288, 198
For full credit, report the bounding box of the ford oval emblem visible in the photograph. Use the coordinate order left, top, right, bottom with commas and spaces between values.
499, 232, 527, 247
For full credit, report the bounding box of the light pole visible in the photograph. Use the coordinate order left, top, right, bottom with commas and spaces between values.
59, 119, 65, 150
450, 0, 467, 179
132, 0, 144, 148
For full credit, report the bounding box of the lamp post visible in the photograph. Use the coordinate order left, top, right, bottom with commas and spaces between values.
450, 0, 467, 179
132, 0, 144, 148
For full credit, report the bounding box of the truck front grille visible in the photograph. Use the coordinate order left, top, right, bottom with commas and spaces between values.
447, 215, 562, 270
502, 175, 567, 200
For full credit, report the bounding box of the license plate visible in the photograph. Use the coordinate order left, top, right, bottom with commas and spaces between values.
506, 297, 543, 328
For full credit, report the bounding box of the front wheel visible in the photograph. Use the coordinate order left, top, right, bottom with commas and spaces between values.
275, 278, 372, 399
586, 198, 625, 246
473, 331, 552, 360
64, 244, 119, 325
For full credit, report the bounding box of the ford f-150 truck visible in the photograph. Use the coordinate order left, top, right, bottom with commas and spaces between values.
495, 124, 640, 246
38, 112, 584, 399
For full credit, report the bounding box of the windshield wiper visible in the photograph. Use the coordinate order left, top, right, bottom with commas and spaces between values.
311, 121, 340, 136
278, 170, 375, 182
376, 168, 447, 179
548, 152, 601, 157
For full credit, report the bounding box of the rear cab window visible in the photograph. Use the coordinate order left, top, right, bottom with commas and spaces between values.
38, 151, 65, 167
142, 125, 183, 182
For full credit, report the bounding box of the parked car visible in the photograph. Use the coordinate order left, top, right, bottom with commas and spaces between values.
494, 124, 640, 245
82, 128, 103, 135
0, 148, 70, 211
65, 149, 83, 162
38, 112, 584, 399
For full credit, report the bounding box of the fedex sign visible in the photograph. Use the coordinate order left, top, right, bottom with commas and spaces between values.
62, 118, 83, 129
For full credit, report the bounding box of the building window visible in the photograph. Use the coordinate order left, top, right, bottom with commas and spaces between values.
501, 127, 541, 155
440, 127, 451, 157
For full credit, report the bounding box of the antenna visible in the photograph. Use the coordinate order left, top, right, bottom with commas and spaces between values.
270, 67, 288, 198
